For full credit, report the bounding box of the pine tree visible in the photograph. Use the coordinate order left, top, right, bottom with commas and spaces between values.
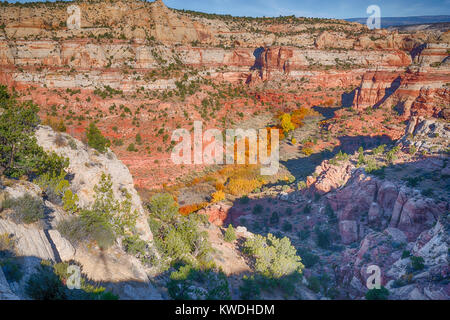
0, 85, 67, 178
357, 146, 365, 166
86, 122, 110, 153
224, 224, 237, 242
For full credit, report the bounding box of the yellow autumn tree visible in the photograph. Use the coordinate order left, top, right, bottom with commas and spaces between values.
280, 113, 295, 134
211, 190, 226, 203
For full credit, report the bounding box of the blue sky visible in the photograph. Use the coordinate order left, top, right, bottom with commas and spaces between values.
11, 0, 450, 19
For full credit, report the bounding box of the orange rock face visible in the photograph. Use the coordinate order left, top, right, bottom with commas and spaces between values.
0, 0, 449, 191
352, 69, 449, 119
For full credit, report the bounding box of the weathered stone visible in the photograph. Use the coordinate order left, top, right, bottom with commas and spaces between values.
339, 220, 359, 244
412, 221, 448, 266
0, 219, 55, 262
48, 230, 75, 262
383, 227, 408, 244
35, 126, 153, 243
377, 181, 398, 218
368, 202, 382, 225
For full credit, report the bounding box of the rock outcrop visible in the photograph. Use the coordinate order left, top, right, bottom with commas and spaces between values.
0, 126, 161, 300
35, 126, 153, 243
325, 168, 447, 243
352, 68, 449, 117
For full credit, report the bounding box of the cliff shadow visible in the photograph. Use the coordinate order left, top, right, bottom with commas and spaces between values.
410, 43, 427, 61
0, 251, 164, 300
311, 88, 356, 120
373, 76, 402, 109
0, 252, 301, 300
341, 89, 357, 109
250, 46, 265, 71
312, 105, 342, 119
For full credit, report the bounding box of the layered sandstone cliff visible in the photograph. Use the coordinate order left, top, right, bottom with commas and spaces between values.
0, 0, 448, 190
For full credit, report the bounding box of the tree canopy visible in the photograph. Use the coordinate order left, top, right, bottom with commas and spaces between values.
0, 85, 67, 178
86, 122, 110, 153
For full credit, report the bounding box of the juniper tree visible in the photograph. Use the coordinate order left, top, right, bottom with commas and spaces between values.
86, 122, 110, 153
0, 85, 67, 178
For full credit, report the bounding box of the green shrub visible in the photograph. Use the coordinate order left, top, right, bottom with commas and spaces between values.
81, 213, 116, 249
113, 139, 124, 146
270, 211, 279, 224
168, 264, 230, 300
401, 250, 411, 259
34, 171, 69, 204
365, 158, 379, 173
325, 204, 337, 223
62, 189, 79, 214
243, 233, 304, 279
68, 139, 77, 150
86, 122, 110, 153
357, 146, 365, 166
148, 193, 178, 222
239, 196, 250, 204
314, 227, 331, 249
58, 213, 115, 250
303, 204, 311, 214
127, 143, 138, 152
0, 233, 16, 254
135, 133, 142, 145
307, 276, 321, 293
296, 247, 319, 268
224, 224, 237, 242
334, 150, 349, 162
239, 272, 300, 299
148, 194, 213, 269
26, 261, 118, 300
297, 181, 307, 190
314, 193, 321, 202
58, 173, 137, 249
297, 229, 310, 240
421, 188, 434, 197
252, 204, 263, 214
365, 286, 389, 300
25, 263, 67, 300
239, 275, 261, 300
392, 274, 413, 288
405, 176, 421, 188
325, 287, 340, 299
123, 234, 147, 256
411, 256, 425, 271
372, 144, 386, 155
1, 258, 23, 282
57, 216, 89, 246
385, 146, 400, 164
282, 221, 292, 232
3, 194, 44, 224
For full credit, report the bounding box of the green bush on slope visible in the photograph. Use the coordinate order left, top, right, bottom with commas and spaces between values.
86, 122, 110, 153
58, 173, 138, 250
3, 194, 44, 224
147, 193, 213, 270
0, 85, 68, 178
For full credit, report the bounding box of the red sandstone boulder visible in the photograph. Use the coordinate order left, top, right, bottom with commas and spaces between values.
199, 203, 231, 226
339, 220, 359, 244
376, 181, 399, 218
312, 160, 353, 194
